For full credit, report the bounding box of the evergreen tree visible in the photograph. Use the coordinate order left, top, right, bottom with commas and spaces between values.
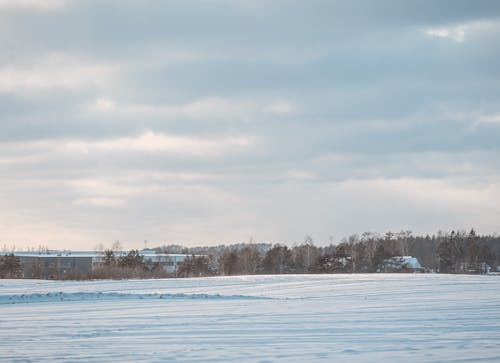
117, 250, 145, 269
262, 245, 294, 274
103, 249, 116, 266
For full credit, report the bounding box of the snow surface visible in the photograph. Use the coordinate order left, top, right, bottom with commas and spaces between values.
1, 274, 500, 362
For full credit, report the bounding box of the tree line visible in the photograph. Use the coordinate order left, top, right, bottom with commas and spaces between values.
1, 229, 498, 279
171, 229, 499, 277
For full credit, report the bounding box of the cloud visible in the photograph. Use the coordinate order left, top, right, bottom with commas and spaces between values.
94, 97, 115, 112
116, 98, 249, 119
425, 25, 466, 42
286, 170, 317, 181
0, 220, 95, 250
66, 131, 253, 155
321, 177, 500, 235
445, 112, 500, 130
261, 100, 296, 114
0, 54, 117, 92
0, 0, 66, 11
423, 19, 500, 42
73, 197, 125, 208
88, 97, 298, 120
0, 131, 254, 160
479, 114, 500, 124
1, 1, 500, 248
338, 177, 499, 210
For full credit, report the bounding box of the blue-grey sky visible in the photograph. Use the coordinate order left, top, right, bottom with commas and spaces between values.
1, 0, 499, 250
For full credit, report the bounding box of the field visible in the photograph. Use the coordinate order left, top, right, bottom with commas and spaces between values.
1, 274, 500, 362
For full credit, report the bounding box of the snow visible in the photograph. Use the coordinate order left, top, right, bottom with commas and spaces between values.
403, 256, 422, 269
1, 274, 499, 362
384, 256, 422, 270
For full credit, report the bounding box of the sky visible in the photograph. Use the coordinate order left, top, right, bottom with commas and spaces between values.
1, 0, 500, 250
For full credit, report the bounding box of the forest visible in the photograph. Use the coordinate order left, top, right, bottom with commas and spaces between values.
167, 229, 499, 277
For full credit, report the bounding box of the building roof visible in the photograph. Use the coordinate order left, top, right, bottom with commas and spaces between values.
1, 250, 190, 259
384, 256, 422, 269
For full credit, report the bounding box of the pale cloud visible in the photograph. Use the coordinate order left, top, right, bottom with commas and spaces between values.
131, 97, 248, 119
70, 178, 139, 198
0, 54, 117, 92
425, 25, 466, 42
478, 114, 500, 124
89, 97, 297, 119
94, 97, 116, 112
0, 222, 93, 250
423, 20, 500, 42
336, 177, 500, 221
0, 0, 66, 10
73, 197, 125, 208
0, 131, 254, 160
329, 177, 500, 234
286, 170, 317, 181
468, 113, 500, 130
136, 46, 326, 68
261, 100, 296, 114
65, 131, 253, 155
0, 154, 43, 165
446, 112, 500, 130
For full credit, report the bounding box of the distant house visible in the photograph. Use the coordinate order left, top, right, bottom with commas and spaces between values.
3, 252, 97, 279
382, 256, 423, 273
3, 250, 190, 279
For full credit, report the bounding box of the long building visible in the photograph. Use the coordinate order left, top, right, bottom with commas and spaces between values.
3, 250, 190, 279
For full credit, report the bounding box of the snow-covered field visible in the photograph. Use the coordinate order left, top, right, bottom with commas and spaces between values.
1, 274, 499, 362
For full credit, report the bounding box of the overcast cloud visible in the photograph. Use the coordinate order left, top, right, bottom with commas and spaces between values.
1, 0, 499, 249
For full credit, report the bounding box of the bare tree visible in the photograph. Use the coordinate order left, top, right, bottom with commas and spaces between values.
112, 241, 123, 254
239, 245, 262, 274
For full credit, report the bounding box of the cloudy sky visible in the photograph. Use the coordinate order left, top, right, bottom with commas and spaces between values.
1, 0, 499, 250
